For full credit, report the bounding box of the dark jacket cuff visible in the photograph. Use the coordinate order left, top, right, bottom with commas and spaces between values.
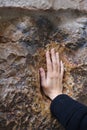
50, 94, 87, 129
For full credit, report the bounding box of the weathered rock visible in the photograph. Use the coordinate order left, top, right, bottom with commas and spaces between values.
0, 1, 87, 130
0, 0, 87, 11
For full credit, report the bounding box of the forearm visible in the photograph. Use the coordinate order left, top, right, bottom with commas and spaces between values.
50, 94, 87, 130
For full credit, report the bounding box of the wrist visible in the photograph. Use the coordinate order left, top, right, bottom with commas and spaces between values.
49, 92, 62, 100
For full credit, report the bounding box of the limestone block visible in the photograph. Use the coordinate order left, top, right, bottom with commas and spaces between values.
52, 0, 79, 10
0, 0, 87, 11
0, 0, 52, 9
0, 0, 87, 130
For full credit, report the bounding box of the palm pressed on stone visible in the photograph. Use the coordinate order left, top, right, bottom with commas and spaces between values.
39, 48, 64, 100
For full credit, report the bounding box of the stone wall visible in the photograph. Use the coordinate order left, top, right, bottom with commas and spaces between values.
0, 0, 87, 130
0, 0, 87, 10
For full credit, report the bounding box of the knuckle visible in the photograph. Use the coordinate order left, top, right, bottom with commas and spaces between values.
53, 72, 58, 78
48, 73, 53, 78
55, 75, 58, 78
48, 62, 51, 66
48, 72, 53, 78
53, 60, 57, 64
48, 73, 58, 78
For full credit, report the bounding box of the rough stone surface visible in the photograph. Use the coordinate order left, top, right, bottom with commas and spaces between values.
0, 8, 87, 130
0, 0, 87, 10
0, 0, 87, 130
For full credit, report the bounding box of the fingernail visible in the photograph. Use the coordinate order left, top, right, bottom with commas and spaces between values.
47, 50, 49, 54
46, 50, 49, 56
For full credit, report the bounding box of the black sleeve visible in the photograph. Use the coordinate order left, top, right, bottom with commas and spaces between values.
50, 94, 87, 130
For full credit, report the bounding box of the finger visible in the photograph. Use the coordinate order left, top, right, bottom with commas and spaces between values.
51, 48, 57, 72
60, 61, 64, 80
56, 52, 59, 73
39, 68, 46, 87
46, 50, 52, 73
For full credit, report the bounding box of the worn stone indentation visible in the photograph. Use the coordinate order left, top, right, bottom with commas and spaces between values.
0, 8, 87, 130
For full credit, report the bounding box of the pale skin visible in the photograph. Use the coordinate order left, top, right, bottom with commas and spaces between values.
39, 48, 64, 100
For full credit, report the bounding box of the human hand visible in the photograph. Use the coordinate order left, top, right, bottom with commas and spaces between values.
39, 48, 64, 100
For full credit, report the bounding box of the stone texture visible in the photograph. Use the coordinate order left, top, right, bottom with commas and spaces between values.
0, 0, 87, 130
0, 0, 87, 11
0, 8, 87, 130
